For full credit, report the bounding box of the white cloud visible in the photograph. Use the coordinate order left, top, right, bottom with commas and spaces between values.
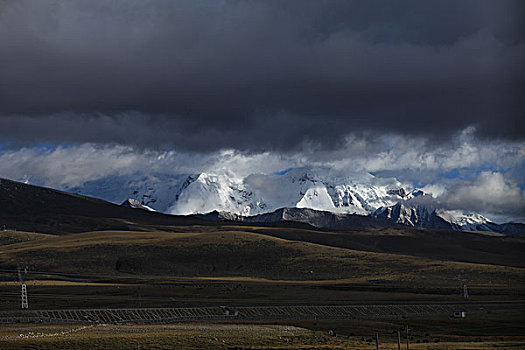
324, 127, 524, 174
0, 144, 152, 188
0, 144, 297, 188
419, 184, 446, 198
443, 171, 525, 221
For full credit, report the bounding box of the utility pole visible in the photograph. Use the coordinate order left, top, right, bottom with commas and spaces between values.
406, 325, 409, 350
397, 330, 401, 350
375, 332, 379, 350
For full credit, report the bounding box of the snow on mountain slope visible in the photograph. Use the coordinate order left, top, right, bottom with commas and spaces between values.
374, 202, 497, 231
374, 203, 451, 230
296, 187, 335, 211
434, 209, 494, 231
121, 198, 156, 211
241, 167, 417, 216
166, 172, 263, 215
69, 173, 191, 213
69, 167, 416, 216
435, 209, 489, 226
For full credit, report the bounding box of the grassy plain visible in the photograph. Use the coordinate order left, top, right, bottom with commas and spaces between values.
1, 318, 525, 350
1, 228, 523, 285
0, 227, 523, 309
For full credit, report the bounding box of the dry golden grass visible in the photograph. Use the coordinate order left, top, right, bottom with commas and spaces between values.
1, 229, 523, 288
0, 323, 524, 350
0, 230, 53, 245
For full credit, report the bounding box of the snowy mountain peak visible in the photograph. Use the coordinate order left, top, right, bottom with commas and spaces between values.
435, 209, 493, 231
167, 172, 260, 216
296, 187, 335, 211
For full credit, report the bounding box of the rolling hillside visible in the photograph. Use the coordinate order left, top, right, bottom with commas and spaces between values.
0, 178, 523, 293
0, 178, 210, 235
1, 229, 523, 290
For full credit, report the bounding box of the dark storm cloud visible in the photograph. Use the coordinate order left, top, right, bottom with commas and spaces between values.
0, 0, 524, 151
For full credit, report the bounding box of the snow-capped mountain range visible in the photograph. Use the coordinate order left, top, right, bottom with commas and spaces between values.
69, 167, 517, 233
71, 167, 418, 216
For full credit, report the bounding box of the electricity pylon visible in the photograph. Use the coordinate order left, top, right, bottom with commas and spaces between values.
17, 265, 28, 309
462, 283, 469, 299
456, 274, 469, 299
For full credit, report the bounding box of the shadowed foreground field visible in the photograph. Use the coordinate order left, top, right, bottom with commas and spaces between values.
1, 316, 525, 350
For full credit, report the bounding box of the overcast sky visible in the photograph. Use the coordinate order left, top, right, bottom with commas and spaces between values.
0, 0, 524, 221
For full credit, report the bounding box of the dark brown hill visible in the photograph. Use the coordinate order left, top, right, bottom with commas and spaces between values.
0, 178, 206, 234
